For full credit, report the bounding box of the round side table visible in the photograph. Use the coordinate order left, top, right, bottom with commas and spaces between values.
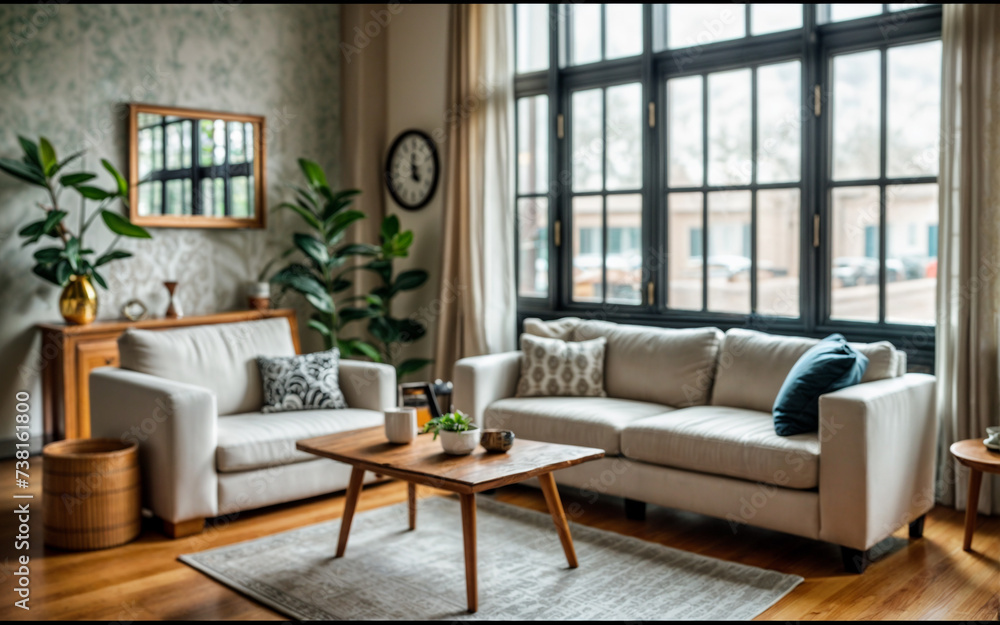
949, 439, 1000, 552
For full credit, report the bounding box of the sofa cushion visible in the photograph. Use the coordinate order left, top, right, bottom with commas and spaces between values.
523, 317, 582, 340
773, 334, 869, 436
711, 329, 899, 413
119, 317, 297, 416
258, 348, 348, 413
571, 320, 723, 407
484, 396, 672, 455
516, 334, 607, 398
621, 406, 820, 489
216, 408, 384, 473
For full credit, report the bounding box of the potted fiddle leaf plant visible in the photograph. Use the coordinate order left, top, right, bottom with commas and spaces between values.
0, 136, 152, 324
422, 410, 479, 455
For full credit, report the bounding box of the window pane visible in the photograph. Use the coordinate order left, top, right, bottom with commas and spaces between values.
572, 89, 604, 192
833, 50, 881, 181
200, 178, 213, 216
886, 183, 937, 324
138, 128, 152, 179
830, 4, 882, 22
831, 186, 880, 322
199, 120, 214, 167
166, 179, 182, 215
751, 4, 802, 35
757, 189, 800, 317
667, 76, 703, 187
229, 121, 245, 164
887, 41, 942, 178
182, 178, 192, 215
152, 125, 163, 171
606, 4, 642, 60
151, 180, 162, 215
607, 194, 642, 304
232, 175, 248, 217
757, 60, 801, 183
215, 177, 225, 215
166, 124, 182, 170
606, 83, 642, 191
668, 192, 704, 310
247, 173, 254, 215
889, 3, 929, 11
667, 4, 745, 49
516, 4, 548, 73
181, 121, 192, 169
518, 96, 549, 194
572, 195, 603, 302
707, 190, 751, 313
138, 181, 152, 216
518, 198, 549, 298
213, 119, 226, 166
245, 123, 254, 162
708, 69, 752, 186
571, 3, 602, 65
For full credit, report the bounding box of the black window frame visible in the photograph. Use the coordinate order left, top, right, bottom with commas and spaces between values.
514, 4, 942, 370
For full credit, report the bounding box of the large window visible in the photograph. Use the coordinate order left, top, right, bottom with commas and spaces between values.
515, 4, 941, 358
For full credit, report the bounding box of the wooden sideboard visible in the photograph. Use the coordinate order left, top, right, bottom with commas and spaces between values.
37, 309, 300, 442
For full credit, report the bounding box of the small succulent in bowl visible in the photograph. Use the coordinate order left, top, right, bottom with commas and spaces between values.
422, 410, 479, 455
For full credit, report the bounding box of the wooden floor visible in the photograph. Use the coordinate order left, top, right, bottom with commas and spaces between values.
3, 458, 998, 621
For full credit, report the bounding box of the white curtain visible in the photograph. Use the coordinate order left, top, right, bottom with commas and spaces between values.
434, 4, 516, 380
935, 3, 1000, 515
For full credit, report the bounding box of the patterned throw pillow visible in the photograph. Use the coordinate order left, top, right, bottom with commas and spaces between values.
516, 334, 607, 398
257, 349, 348, 413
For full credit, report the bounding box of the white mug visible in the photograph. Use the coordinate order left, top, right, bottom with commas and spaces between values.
987, 426, 1000, 446
385, 407, 418, 444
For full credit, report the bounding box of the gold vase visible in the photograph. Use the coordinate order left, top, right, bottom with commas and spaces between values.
59, 275, 98, 325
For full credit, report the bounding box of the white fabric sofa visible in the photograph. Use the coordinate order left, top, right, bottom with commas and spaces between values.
454, 318, 936, 573
89, 317, 395, 537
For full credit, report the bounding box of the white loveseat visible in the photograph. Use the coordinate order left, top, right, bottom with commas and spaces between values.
90, 317, 396, 537
454, 318, 936, 573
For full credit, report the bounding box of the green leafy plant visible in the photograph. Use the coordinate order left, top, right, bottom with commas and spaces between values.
0, 136, 152, 288
268, 158, 377, 356
338, 215, 432, 378
421, 410, 477, 440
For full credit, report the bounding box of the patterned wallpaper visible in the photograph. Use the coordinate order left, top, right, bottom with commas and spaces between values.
0, 4, 341, 439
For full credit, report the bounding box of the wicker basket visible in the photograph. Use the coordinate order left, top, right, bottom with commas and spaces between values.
43, 438, 141, 551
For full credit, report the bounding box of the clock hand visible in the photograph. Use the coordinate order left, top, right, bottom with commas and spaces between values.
410, 153, 420, 182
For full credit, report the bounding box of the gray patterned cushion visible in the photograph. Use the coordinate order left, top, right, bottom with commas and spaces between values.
257, 349, 348, 413
516, 334, 607, 398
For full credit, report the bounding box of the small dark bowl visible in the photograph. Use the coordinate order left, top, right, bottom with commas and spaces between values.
480, 429, 515, 453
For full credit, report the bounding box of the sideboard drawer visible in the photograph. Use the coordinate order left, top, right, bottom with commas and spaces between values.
74, 340, 121, 439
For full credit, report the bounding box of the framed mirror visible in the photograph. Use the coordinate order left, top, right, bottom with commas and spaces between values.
128, 103, 266, 228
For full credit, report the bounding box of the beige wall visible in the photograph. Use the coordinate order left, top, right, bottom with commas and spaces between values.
383, 4, 450, 381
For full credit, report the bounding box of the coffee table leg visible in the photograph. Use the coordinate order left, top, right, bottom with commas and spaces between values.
538, 471, 578, 568
963, 468, 983, 551
460, 493, 477, 613
408, 482, 417, 530
336, 467, 366, 558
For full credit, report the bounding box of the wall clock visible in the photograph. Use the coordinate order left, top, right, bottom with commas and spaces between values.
384, 129, 440, 211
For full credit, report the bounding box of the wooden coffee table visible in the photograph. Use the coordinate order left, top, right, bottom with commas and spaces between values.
297, 427, 604, 613
950, 439, 1000, 551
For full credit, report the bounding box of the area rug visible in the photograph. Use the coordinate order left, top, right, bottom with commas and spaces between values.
180, 496, 802, 620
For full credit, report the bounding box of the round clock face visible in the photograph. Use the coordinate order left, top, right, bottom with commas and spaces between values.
385, 130, 439, 210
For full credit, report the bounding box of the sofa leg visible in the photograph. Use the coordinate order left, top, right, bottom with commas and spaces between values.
624, 498, 646, 521
841, 546, 871, 574
908, 514, 926, 539
163, 518, 205, 539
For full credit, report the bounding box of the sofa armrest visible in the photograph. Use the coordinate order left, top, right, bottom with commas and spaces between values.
453, 351, 521, 426
818, 373, 937, 551
338, 360, 397, 411
89, 367, 218, 524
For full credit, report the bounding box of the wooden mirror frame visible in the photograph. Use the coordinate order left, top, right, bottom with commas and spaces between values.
127, 103, 267, 229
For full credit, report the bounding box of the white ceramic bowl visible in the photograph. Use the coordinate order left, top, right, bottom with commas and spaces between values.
439, 429, 479, 455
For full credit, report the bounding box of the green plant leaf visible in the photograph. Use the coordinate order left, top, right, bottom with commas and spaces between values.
331, 278, 352, 293
77, 186, 114, 200
397, 358, 433, 377
275, 202, 322, 230
304, 292, 334, 314
32, 247, 62, 264
366, 293, 384, 307
42, 209, 68, 237
94, 250, 132, 266
64, 237, 80, 271
101, 210, 152, 238
338, 307, 378, 323
38, 137, 57, 176
347, 339, 382, 361
298, 158, 329, 192
59, 172, 97, 187
18, 220, 46, 240
31, 264, 61, 286
54, 259, 71, 286
293, 233, 329, 267
368, 316, 398, 344
389, 317, 427, 343
271, 264, 333, 313
52, 150, 83, 176
391, 230, 414, 256
321, 189, 361, 221
391, 269, 429, 295
0, 157, 47, 186
18, 136, 40, 168
90, 268, 108, 289
324, 209, 365, 239
337, 243, 381, 257
307, 318, 332, 337
380, 215, 400, 242
101, 159, 128, 196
